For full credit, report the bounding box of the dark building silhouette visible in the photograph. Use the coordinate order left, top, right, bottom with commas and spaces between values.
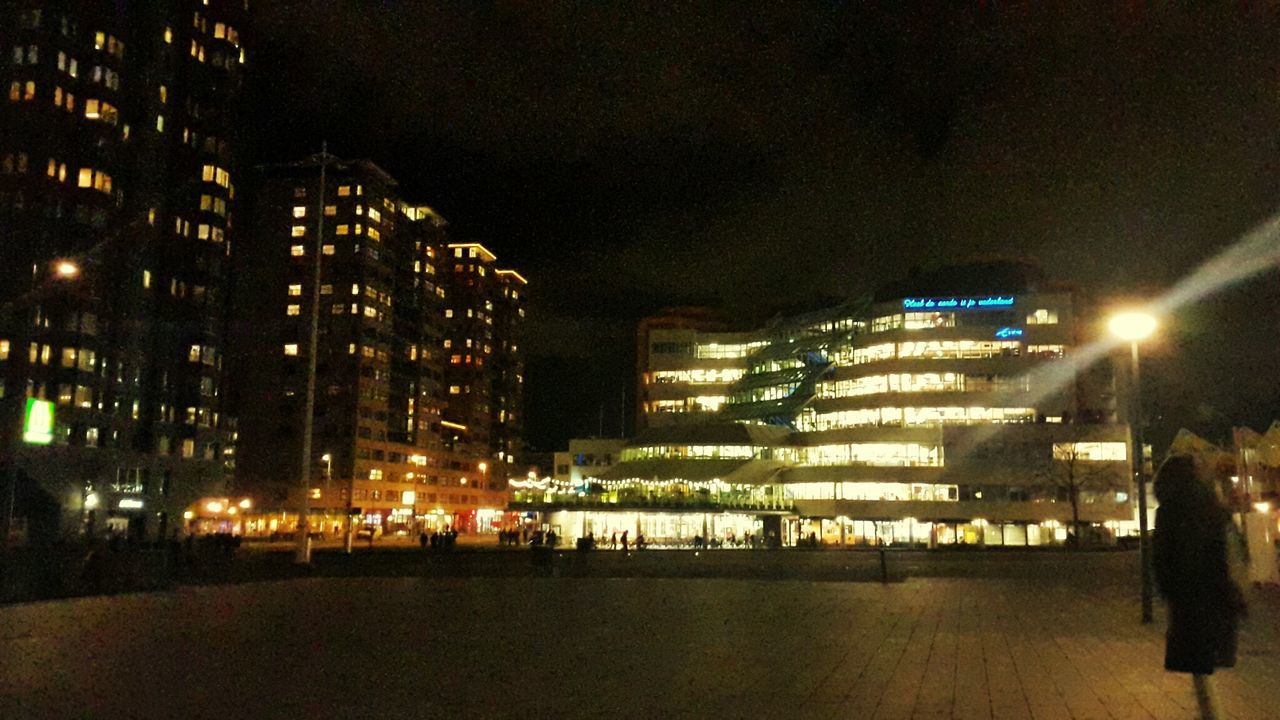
0, 0, 246, 541
232, 159, 525, 534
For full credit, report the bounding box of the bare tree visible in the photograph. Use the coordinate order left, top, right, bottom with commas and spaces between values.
1038, 441, 1124, 547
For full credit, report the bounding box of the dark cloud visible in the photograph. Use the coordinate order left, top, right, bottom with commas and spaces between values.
245, 3, 1280, 451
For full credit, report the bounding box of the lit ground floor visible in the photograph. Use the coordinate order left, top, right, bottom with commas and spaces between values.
537, 508, 1140, 548
190, 504, 525, 540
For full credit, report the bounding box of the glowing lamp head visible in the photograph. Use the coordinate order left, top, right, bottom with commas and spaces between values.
238, 498, 252, 510
206, 500, 224, 513
54, 260, 81, 279
1108, 311, 1157, 342
321, 453, 331, 463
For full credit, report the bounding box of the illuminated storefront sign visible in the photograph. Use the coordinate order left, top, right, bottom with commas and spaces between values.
902, 296, 1015, 310
995, 327, 1024, 339
22, 398, 55, 445
118, 498, 145, 510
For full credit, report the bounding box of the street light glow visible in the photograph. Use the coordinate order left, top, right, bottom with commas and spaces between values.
54, 260, 81, 279
321, 453, 331, 462
1107, 311, 1157, 342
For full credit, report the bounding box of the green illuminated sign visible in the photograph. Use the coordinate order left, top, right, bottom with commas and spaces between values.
22, 398, 55, 445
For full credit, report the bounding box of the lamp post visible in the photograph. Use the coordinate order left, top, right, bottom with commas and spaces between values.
295, 144, 331, 565
321, 452, 332, 538
1108, 310, 1158, 624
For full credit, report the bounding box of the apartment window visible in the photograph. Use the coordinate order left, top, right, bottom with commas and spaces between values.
336, 224, 349, 235
288, 284, 302, 296
286, 304, 300, 316
291, 226, 306, 237
337, 185, 351, 197
369, 469, 383, 481
323, 245, 334, 255
292, 206, 306, 218
0, 340, 9, 361
290, 245, 304, 257
324, 205, 336, 216
283, 344, 298, 356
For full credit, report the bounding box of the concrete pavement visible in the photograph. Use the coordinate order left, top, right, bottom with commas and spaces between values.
0, 559, 1277, 719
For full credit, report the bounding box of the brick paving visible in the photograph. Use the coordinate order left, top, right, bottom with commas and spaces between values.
0, 560, 1277, 719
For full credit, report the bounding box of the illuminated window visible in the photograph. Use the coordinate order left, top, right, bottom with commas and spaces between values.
369, 469, 383, 481
0, 340, 9, 360
292, 206, 306, 218
288, 284, 302, 296
291, 226, 306, 237
283, 344, 298, 356
77, 168, 93, 187
336, 224, 349, 235
1027, 308, 1059, 325
286, 304, 300, 316
324, 205, 336, 216
290, 245, 305, 257
322, 245, 334, 255
1053, 442, 1126, 461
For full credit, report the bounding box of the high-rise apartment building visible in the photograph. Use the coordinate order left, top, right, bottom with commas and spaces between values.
440, 243, 527, 478
0, 1, 246, 541
234, 159, 524, 534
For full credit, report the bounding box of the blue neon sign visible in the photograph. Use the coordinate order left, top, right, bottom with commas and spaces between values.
902, 295, 1015, 311
994, 327, 1024, 339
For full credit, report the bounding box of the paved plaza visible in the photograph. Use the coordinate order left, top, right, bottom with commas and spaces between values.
1, 556, 1278, 719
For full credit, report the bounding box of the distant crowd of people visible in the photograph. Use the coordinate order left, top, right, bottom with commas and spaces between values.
418, 527, 459, 550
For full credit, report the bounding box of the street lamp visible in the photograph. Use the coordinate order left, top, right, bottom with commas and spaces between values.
53, 260, 81, 279
1108, 309, 1157, 624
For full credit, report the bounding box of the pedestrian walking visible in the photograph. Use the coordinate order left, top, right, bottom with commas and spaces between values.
620, 529, 629, 552
610, 531, 617, 550
1152, 454, 1248, 720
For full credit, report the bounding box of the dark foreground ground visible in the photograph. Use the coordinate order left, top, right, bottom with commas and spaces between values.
2, 553, 1278, 719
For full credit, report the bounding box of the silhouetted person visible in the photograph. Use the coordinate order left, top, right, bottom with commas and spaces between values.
1153, 454, 1248, 720
620, 530, 629, 552
610, 531, 617, 550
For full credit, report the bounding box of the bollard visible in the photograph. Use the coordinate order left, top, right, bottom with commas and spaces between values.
879, 547, 888, 583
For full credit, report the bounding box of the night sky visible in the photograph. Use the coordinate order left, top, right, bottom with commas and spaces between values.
243, 3, 1280, 453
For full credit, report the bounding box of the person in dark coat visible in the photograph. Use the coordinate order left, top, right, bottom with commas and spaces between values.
1152, 454, 1247, 719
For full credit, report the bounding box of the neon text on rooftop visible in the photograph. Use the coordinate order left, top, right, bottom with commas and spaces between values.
902, 296, 1015, 311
